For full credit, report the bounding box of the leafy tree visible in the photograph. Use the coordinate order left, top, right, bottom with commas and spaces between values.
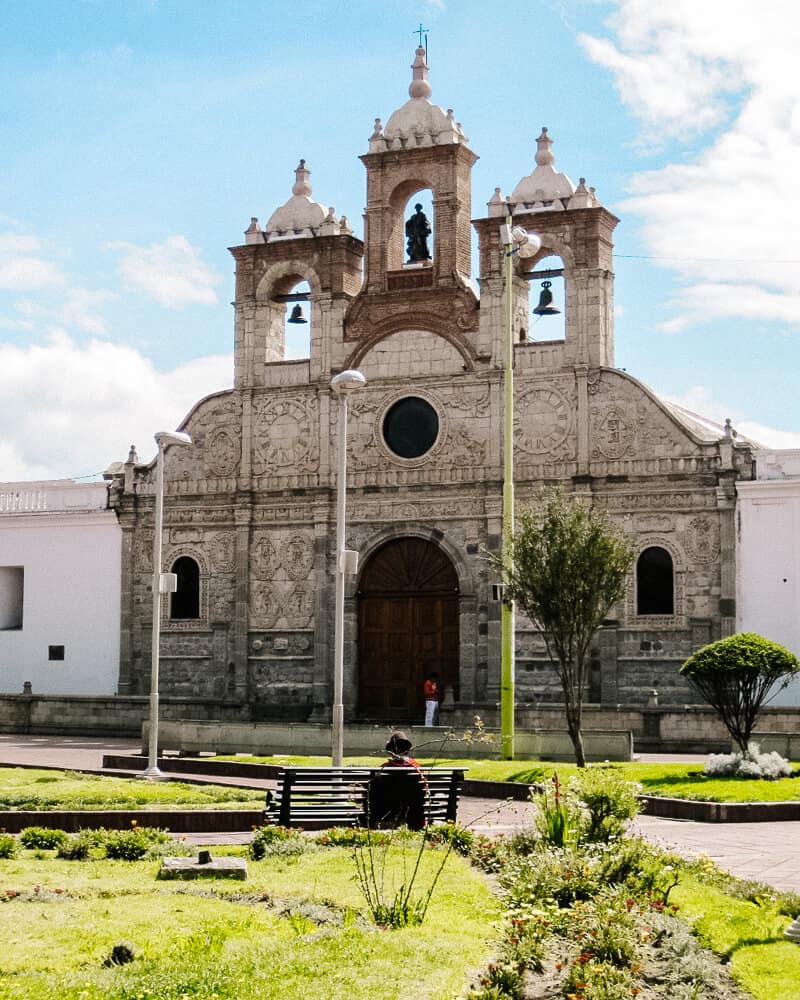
680, 632, 800, 753
503, 489, 634, 767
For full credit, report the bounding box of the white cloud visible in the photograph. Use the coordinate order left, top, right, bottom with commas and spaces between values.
0, 335, 232, 480
111, 235, 222, 309
11, 288, 118, 336
581, 2, 800, 331
0, 232, 66, 290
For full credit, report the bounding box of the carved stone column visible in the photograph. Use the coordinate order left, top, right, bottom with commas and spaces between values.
233, 504, 252, 701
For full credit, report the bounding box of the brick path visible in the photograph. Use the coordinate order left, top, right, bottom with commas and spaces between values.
1, 735, 798, 893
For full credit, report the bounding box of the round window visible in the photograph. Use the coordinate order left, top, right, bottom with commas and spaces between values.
382, 396, 439, 459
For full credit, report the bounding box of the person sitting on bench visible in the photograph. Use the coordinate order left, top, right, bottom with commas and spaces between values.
367, 731, 428, 830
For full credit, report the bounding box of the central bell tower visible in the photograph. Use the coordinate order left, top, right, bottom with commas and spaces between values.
345, 46, 480, 351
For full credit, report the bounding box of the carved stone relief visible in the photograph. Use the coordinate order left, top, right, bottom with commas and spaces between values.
515, 385, 573, 458
252, 534, 281, 580
253, 397, 318, 473
208, 531, 236, 573
684, 515, 720, 564
205, 428, 241, 478
283, 533, 314, 581
445, 424, 486, 467
251, 583, 279, 628
593, 403, 635, 460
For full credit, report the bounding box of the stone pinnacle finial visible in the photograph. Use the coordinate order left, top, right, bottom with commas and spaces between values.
409, 45, 432, 100
535, 127, 555, 167
292, 159, 312, 197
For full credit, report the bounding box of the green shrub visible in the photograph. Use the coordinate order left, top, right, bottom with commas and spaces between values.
425, 821, 474, 855
470, 833, 506, 872
314, 827, 391, 848
502, 846, 599, 909
57, 829, 105, 860
103, 826, 170, 861
249, 825, 309, 860
0, 833, 18, 859
570, 767, 641, 843
475, 962, 526, 999
19, 826, 68, 850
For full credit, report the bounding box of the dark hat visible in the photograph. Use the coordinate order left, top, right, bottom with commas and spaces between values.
385, 731, 413, 754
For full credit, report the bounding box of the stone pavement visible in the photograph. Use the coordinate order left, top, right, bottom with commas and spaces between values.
1, 734, 798, 893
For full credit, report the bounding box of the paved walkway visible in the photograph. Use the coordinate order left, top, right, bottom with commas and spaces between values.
1, 735, 798, 892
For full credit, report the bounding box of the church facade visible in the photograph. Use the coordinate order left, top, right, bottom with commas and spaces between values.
108, 47, 755, 724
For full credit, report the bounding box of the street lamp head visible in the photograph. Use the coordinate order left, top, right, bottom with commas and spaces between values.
154, 430, 192, 449
511, 227, 542, 259
331, 369, 367, 396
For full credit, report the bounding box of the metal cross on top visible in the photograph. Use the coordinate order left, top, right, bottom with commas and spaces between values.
414, 23, 429, 51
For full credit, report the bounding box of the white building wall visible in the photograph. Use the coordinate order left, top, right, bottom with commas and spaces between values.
0, 480, 121, 695
737, 452, 800, 706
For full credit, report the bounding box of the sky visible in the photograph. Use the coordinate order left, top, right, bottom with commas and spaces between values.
2, 0, 800, 482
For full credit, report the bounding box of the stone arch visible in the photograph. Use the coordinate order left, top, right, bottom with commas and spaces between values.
251, 260, 324, 364
387, 177, 436, 271
354, 522, 476, 599
354, 532, 465, 719
255, 258, 324, 301
161, 544, 210, 626
345, 318, 476, 372
625, 535, 685, 626
524, 236, 574, 344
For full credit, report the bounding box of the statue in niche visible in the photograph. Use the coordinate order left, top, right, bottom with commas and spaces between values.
405, 203, 431, 262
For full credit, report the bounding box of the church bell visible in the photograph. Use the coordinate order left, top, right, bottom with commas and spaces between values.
532, 280, 561, 316
287, 304, 308, 324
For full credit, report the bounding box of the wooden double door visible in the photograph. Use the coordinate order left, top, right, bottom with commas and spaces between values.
357, 538, 459, 720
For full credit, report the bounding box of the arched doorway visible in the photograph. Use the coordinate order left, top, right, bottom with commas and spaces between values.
357, 537, 460, 720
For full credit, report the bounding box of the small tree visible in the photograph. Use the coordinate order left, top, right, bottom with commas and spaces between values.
680, 632, 800, 753
503, 489, 634, 767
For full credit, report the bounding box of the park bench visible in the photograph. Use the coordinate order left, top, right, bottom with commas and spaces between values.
263, 766, 466, 830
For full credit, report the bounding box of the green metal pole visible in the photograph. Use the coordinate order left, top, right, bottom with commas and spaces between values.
500, 212, 515, 760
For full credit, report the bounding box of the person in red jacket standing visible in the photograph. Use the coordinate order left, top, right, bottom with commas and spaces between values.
423, 672, 440, 726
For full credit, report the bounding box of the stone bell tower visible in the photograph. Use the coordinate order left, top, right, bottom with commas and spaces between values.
473, 127, 619, 371
345, 45, 480, 349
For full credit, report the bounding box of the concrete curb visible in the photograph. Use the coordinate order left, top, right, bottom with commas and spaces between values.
640, 795, 800, 823
0, 809, 265, 834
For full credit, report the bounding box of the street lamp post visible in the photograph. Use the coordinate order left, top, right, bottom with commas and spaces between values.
499, 213, 541, 760
142, 429, 192, 780
330, 369, 367, 767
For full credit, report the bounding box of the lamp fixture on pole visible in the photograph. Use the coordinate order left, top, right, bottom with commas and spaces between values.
499, 212, 541, 760
330, 369, 367, 767
142, 429, 192, 780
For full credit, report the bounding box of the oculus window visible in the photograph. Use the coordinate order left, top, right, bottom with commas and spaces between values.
382, 396, 439, 459
636, 547, 674, 615
170, 557, 200, 619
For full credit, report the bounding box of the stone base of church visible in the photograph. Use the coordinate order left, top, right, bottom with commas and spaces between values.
1, 693, 798, 757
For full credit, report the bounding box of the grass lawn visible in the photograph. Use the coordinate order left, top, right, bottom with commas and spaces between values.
672, 871, 799, 1000
215, 754, 800, 803
0, 843, 499, 999
0, 767, 265, 811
